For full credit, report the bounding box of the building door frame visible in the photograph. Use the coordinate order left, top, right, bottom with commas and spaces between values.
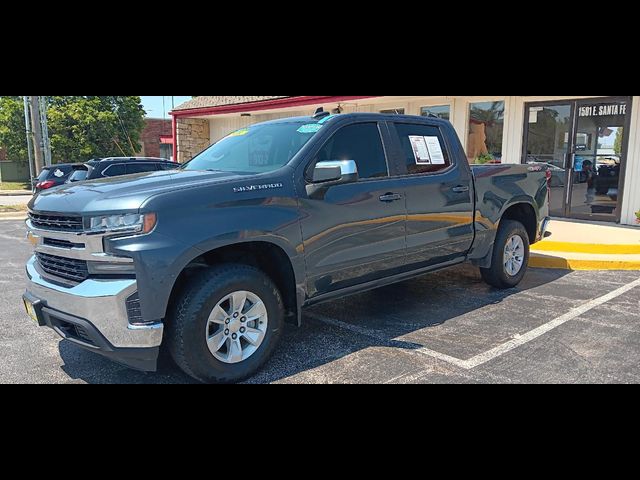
522, 96, 633, 223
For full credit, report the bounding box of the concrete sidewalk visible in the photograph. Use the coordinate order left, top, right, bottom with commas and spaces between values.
531, 220, 640, 270
0, 190, 32, 196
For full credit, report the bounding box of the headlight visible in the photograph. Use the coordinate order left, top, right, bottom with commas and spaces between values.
86, 213, 157, 235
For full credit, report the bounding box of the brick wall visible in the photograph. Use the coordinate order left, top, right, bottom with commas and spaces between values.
140, 119, 172, 158
177, 118, 210, 163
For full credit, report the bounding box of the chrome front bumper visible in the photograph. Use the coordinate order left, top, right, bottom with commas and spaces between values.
25, 256, 163, 349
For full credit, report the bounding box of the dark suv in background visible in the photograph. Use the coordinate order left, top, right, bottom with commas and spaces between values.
67, 157, 179, 183
32, 164, 83, 193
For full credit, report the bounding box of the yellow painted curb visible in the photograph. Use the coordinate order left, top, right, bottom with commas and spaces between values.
530, 255, 640, 271
533, 241, 640, 255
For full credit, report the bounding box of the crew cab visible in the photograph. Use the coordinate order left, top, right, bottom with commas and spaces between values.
23, 113, 550, 383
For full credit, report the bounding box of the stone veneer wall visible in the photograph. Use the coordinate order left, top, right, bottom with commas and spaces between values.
177, 118, 210, 163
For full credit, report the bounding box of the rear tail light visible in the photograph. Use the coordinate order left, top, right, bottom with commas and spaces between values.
36, 180, 56, 190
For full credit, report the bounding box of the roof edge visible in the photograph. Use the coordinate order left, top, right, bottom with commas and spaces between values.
171, 96, 381, 117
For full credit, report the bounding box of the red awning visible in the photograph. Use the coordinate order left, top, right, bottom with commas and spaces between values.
160, 135, 174, 144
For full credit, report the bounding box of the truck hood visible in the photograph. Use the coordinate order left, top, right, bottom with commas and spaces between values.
29, 169, 244, 215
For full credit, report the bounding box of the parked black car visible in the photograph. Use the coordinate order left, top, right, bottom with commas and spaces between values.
32, 163, 84, 194
67, 157, 179, 183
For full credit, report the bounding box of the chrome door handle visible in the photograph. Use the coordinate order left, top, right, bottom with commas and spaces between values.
451, 185, 470, 193
379, 193, 402, 203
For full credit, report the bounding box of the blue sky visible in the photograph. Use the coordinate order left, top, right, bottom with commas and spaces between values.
140, 96, 192, 118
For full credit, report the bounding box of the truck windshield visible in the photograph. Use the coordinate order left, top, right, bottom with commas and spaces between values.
183, 121, 323, 174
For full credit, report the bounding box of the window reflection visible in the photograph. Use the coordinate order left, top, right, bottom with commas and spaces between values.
421, 105, 451, 121
468, 101, 505, 164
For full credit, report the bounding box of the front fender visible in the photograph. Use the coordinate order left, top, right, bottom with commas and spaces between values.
107, 171, 304, 322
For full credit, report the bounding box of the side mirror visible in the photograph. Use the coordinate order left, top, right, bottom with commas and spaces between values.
312, 160, 358, 184
307, 160, 359, 199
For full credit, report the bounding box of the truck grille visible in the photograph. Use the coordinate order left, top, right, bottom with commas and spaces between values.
52, 318, 96, 346
35, 252, 89, 284
43, 238, 85, 249
29, 213, 84, 232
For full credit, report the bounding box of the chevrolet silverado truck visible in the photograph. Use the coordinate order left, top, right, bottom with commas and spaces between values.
23, 112, 550, 383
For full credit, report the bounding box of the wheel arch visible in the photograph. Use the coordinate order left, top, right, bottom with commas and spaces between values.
500, 201, 538, 245
166, 240, 303, 327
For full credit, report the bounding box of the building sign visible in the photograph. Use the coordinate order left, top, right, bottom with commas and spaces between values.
578, 103, 627, 118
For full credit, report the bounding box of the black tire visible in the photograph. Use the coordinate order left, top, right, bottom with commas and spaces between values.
166, 264, 284, 383
480, 220, 530, 289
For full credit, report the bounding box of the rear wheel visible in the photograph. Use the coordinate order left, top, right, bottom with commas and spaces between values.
167, 264, 284, 383
480, 220, 530, 289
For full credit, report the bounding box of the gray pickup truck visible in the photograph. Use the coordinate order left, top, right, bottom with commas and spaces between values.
23, 112, 550, 383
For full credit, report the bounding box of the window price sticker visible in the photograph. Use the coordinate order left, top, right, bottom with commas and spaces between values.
409, 136, 432, 164
409, 136, 446, 165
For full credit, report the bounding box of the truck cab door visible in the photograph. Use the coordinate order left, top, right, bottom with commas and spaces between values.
297, 121, 407, 298
388, 120, 475, 269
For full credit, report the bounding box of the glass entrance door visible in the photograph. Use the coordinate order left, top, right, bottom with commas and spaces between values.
523, 97, 631, 222
523, 103, 573, 217
568, 99, 629, 221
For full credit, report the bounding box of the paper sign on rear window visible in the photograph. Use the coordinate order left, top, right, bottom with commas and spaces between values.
425, 136, 446, 165
409, 136, 432, 164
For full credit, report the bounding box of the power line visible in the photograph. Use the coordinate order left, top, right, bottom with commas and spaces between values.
111, 96, 136, 154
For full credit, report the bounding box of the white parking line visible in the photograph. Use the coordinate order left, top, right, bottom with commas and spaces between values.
463, 277, 640, 369
307, 313, 470, 369
307, 277, 640, 371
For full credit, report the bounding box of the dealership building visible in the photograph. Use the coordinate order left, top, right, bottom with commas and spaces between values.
171, 96, 640, 226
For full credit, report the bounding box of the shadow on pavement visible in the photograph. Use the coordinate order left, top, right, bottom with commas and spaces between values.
58, 265, 570, 384
248, 265, 572, 383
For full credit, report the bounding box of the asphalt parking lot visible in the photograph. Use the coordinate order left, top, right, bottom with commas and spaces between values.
2, 218, 639, 384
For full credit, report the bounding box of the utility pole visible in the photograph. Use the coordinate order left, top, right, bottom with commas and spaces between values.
39, 96, 52, 167
28, 96, 44, 175
23, 96, 35, 182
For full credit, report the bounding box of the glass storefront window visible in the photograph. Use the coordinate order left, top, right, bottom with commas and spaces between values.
421, 105, 450, 121
467, 101, 505, 164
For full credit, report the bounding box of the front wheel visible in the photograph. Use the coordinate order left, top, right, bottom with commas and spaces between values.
166, 264, 284, 383
480, 220, 530, 289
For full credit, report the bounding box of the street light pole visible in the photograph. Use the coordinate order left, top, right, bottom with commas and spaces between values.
22, 96, 35, 182
28, 96, 44, 176
39, 96, 52, 167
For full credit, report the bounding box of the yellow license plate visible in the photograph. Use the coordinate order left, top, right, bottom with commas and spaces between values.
24, 299, 38, 323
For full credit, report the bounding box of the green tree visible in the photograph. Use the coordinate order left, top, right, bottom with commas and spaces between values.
47, 96, 145, 162
614, 128, 624, 155
0, 96, 28, 160
0, 96, 146, 163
